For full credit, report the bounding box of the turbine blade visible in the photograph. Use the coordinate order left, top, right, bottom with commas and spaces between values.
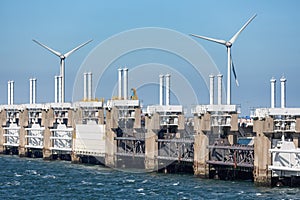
64, 40, 93, 58
231, 54, 239, 87
190, 34, 227, 45
229, 14, 257, 44
32, 39, 62, 57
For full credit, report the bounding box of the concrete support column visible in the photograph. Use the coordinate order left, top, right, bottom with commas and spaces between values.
54, 76, 58, 103
33, 79, 37, 104
0, 110, 7, 153
42, 108, 54, 160
270, 77, 276, 108
118, 68, 122, 100
178, 114, 185, 130
67, 109, 74, 127
165, 74, 170, 106
19, 109, 28, 157
11, 81, 14, 105
209, 74, 214, 105
293, 134, 299, 148
58, 76, 62, 103
66, 109, 78, 163
230, 113, 238, 132
29, 78, 37, 104
105, 107, 118, 167
159, 74, 164, 106
296, 117, 300, 133
88, 72, 92, 101
228, 113, 238, 145
71, 108, 80, 163
83, 73, 88, 101
29, 78, 33, 104
8, 81, 11, 105
74, 108, 82, 125
133, 107, 141, 129
97, 109, 105, 125
280, 76, 286, 108
217, 74, 223, 105
123, 68, 128, 100
193, 113, 210, 177
253, 118, 272, 186
145, 113, 159, 171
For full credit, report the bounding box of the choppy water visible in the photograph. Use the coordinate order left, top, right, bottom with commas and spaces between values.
0, 155, 299, 200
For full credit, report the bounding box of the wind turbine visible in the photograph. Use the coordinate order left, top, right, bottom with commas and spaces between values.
33, 39, 92, 103
190, 14, 256, 105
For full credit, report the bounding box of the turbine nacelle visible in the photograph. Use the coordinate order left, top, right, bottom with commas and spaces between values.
225, 42, 232, 48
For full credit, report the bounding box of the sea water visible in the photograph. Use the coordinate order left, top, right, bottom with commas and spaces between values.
0, 155, 299, 200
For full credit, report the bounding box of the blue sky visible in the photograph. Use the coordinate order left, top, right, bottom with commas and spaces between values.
0, 1, 300, 115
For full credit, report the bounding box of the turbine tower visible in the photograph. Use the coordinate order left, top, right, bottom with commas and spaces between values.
33, 39, 92, 103
191, 14, 256, 105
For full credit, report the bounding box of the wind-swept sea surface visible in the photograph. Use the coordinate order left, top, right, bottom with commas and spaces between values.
0, 155, 299, 199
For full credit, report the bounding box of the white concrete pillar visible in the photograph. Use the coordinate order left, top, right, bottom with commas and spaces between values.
57, 76, 62, 103
10, 80, 14, 105
280, 76, 286, 108
54, 76, 58, 103
30, 78, 33, 104
88, 72, 92, 101
209, 74, 215, 105
159, 74, 164, 106
165, 74, 170, 106
83, 73, 88, 101
123, 68, 128, 100
270, 77, 276, 108
33, 78, 36, 104
30, 78, 37, 104
118, 68, 122, 100
59, 76, 62, 103
8, 81, 11, 105
217, 74, 223, 105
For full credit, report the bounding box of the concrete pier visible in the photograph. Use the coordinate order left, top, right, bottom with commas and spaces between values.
252, 116, 272, 186
42, 107, 54, 160
0, 109, 7, 154
193, 112, 210, 177
145, 112, 159, 171
105, 105, 118, 167
18, 109, 28, 157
